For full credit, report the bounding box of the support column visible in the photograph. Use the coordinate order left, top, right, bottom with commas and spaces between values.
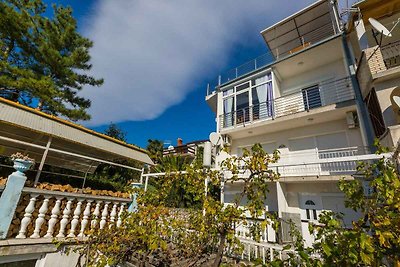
0, 160, 33, 239
276, 182, 288, 218
341, 35, 375, 151
34, 136, 52, 186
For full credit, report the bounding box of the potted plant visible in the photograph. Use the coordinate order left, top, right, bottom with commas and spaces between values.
10, 152, 35, 173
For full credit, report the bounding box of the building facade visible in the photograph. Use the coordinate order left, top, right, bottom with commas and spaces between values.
206, 0, 399, 246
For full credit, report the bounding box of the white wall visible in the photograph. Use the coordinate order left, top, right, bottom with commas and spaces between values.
278, 59, 348, 96
231, 119, 364, 157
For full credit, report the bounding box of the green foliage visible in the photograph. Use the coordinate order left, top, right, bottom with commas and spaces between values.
77, 143, 281, 266
0, 0, 103, 121
146, 139, 164, 164
104, 123, 127, 142
273, 143, 400, 266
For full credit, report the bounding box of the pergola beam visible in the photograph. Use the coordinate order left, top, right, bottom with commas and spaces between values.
0, 135, 143, 172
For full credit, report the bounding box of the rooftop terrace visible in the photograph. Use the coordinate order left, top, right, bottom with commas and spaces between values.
206, 0, 341, 95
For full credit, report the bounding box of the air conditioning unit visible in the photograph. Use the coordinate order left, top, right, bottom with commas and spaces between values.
222, 134, 232, 146
346, 111, 359, 128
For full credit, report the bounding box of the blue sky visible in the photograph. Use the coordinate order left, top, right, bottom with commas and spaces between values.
46, 0, 334, 148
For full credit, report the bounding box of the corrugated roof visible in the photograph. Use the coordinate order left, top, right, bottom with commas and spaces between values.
0, 97, 154, 169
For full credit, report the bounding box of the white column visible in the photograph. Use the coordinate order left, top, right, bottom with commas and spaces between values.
109, 203, 118, 227
16, 195, 38, 239
78, 201, 92, 237
30, 196, 50, 238
68, 199, 83, 237
44, 197, 62, 238
116, 203, 125, 227
99, 202, 110, 230
91, 201, 102, 229
56, 198, 73, 238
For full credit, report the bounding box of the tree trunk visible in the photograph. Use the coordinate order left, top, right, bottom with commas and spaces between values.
212, 232, 226, 267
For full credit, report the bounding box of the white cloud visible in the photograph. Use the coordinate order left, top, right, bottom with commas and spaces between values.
81, 0, 315, 126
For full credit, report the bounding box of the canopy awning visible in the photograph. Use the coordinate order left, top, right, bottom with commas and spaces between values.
260, 0, 338, 59
0, 97, 153, 174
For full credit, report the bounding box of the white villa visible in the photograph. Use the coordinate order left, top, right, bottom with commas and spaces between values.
206, 0, 400, 247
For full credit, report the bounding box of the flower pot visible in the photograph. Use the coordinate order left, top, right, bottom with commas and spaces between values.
13, 159, 34, 173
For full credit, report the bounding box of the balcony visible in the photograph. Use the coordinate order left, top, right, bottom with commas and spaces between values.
206, 0, 340, 95
219, 77, 354, 130
232, 146, 389, 180
366, 41, 400, 75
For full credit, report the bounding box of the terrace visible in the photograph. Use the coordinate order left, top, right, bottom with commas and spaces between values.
206, 0, 341, 95
219, 76, 354, 130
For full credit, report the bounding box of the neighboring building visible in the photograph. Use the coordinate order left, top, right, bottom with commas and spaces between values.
205, 0, 398, 247
163, 138, 207, 160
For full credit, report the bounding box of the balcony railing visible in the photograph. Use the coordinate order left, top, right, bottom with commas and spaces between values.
206, 20, 339, 95
380, 40, 400, 70
163, 144, 197, 157
5, 187, 131, 239
233, 146, 383, 178
219, 77, 354, 129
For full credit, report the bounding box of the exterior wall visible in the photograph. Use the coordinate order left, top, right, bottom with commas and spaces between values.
277, 59, 348, 96
224, 182, 278, 212
230, 119, 363, 157
35, 250, 81, 267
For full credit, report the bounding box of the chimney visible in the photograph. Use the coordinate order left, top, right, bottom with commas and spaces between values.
177, 138, 183, 146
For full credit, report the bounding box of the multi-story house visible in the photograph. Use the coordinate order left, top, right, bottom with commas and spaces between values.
205, 0, 398, 247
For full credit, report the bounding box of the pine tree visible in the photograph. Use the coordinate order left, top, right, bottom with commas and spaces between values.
0, 0, 103, 121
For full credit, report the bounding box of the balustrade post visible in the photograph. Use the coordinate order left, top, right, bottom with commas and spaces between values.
99, 202, 110, 230
30, 196, 50, 238
68, 199, 83, 237
0, 159, 33, 239
116, 203, 125, 228
16, 194, 38, 239
44, 197, 62, 238
78, 200, 92, 237
91, 201, 102, 229
56, 198, 74, 238
109, 203, 118, 227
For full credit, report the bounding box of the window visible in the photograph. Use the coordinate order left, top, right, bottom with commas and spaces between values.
302, 85, 321, 110
305, 200, 317, 220
221, 72, 273, 127
365, 89, 386, 138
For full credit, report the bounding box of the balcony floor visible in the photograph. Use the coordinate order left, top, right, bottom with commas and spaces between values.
220, 100, 356, 139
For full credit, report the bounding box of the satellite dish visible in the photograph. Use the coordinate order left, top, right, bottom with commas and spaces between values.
393, 96, 400, 108
369, 18, 392, 37
209, 132, 223, 146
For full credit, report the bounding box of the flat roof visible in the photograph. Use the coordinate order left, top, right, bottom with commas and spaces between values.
260, 0, 337, 58
0, 97, 153, 173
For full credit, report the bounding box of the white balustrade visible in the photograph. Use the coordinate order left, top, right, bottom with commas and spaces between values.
9, 188, 131, 240
78, 201, 92, 237
99, 202, 110, 230
116, 203, 125, 227
91, 201, 102, 229
109, 203, 118, 227
57, 198, 74, 238
16, 194, 38, 239
68, 199, 83, 237
44, 197, 62, 238
30, 196, 50, 238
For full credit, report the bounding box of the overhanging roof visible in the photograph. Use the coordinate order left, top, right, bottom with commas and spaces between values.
0, 97, 153, 173
348, 0, 400, 31
260, 0, 337, 58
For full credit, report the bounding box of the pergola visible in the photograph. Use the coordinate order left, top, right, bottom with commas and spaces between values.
0, 97, 153, 185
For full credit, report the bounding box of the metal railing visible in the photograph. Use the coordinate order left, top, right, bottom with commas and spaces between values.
163, 144, 197, 157
381, 40, 400, 70
219, 77, 354, 129
232, 146, 384, 178
206, 19, 338, 95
